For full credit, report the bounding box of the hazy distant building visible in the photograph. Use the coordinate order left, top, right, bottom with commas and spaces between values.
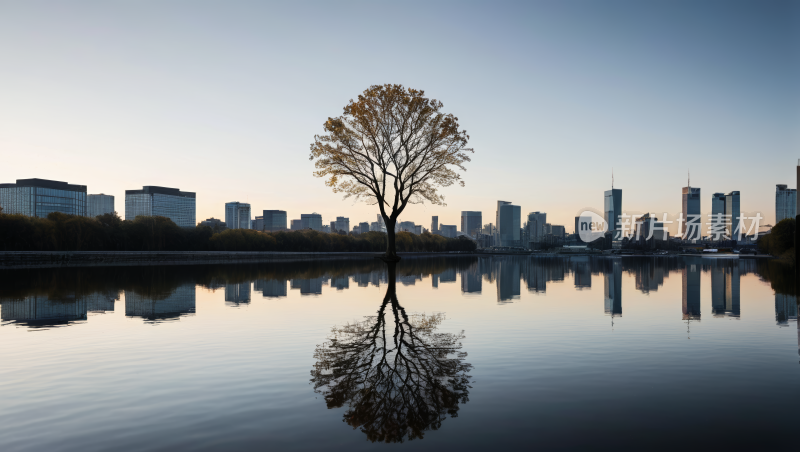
496, 201, 521, 247
290, 219, 302, 230
262, 210, 287, 231
527, 212, 547, 243
776, 184, 796, 223
604, 188, 622, 237
551, 225, 566, 238
335, 216, 350, 233
199, 217, 226, 230
225, 202, 251, 229
301, 213, 323, 231
712, 192, 726, 217
726, 191, 741, 239
398, 220, 416, 233
431, 216, 439, 234
440, 224, 457, 238
414, 225, 422, 234
461, 211, 482, 237
358, 222, 370, 234
0, 178, 87, 217
87, 194, 114, 217
252, 216, 264, 231
125, 186, 195, 227
682, 186, 701, 240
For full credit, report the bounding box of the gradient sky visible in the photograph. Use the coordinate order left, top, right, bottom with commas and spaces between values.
1, 0, 798, 233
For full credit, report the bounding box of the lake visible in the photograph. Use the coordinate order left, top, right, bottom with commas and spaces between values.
0, 256, 797, 451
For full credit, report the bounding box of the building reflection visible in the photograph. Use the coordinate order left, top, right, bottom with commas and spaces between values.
682, 257, 701, 321
125, 284, 196, 322
460, 262, 482, 294
573, 256, 591, 290
0, 290, 120, 328
291, 277, 323, 295
225, 282, 251, 306
711, 261, 740, 318
604, 259, 622, 318
496, 258, 520, 303
254, 279, 288, 298
775, 294, 797, 326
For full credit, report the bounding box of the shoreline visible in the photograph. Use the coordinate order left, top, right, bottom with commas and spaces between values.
0, 251, 774, 269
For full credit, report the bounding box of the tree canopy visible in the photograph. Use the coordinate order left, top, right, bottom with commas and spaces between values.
310, 84, 472, 258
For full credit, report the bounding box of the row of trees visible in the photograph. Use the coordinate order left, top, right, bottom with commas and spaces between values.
757, 218, 794, 261
0, 212, 477, 253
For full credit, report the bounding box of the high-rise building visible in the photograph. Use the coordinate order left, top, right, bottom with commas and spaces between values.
0, 178, 87, 217
776, 184, 797, 223
335, 216, 350, 233
551, 225, 566, 238
461, 211, 482, 238
711, 193, 726, 216
260, 210, 286, 232
398, 220, 416, 232
414, 225, 422, 234
125, 186, 196, 227
252, 216, 264, 231
527, 212, 547, 243
359, 222, 370, 234
301, 213, 323, 231
726, 191, 741, 239
431, 216, 439, 234
440, 225, 457, 238
199, 217, 226, 230
682, 185, 701, 240
225, 202, 251, 229
330, 221, 337, 232
496, 201, 521, 247
290, 219, 302, 230
604, 188, 622, 236
87, 194, 114, 217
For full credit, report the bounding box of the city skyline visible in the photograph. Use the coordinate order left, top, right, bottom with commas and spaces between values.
1, 1, 797, 233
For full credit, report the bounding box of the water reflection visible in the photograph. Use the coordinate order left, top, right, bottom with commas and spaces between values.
125, 284, 196, 322
310, 262, 472, 443
0, 257, 795, 332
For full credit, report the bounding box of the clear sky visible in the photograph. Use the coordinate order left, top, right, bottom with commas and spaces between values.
1, 0, 798, 233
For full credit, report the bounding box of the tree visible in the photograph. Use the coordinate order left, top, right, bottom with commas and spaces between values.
310, 262, 472, 442
310, 84, 472, 261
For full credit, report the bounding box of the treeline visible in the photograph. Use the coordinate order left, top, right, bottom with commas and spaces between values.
758, 218, 794, 261
0, 212, 477, 253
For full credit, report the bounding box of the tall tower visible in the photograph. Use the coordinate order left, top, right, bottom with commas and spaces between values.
604, 172, 622, 238
682, 172, 701, 240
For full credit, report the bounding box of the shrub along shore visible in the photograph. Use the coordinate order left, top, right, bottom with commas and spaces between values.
0, 212, 477, 253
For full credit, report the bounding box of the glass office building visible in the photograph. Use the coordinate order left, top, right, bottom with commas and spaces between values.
0, 178, 87, 217
604, 188, 623, 236
87, 194, 114, 217
775, 184, 797, 223
461, 211, 482, 238
262, 210, 287, 231
726, 191, 741, 239
496, 201, 521, 247
301, 213, 323, 231
225, 202, 251, 229
682, 187, 701, 240
125, 186, 196, 228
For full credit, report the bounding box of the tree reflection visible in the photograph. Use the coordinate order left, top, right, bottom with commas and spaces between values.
310, 262, 472, 443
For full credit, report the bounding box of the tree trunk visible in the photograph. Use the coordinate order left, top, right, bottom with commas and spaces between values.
384, 218, 400, 261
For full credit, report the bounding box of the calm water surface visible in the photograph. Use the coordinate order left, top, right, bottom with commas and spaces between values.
0, 256, 797, 451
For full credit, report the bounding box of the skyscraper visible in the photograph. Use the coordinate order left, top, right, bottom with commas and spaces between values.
125, 186, 196, 227
87, 194, 114, 217
262, 210, 287, 231
461, 211, 482, 237
0, 178, 87, 217
776, 184, 797, 223
225, 202, 251, 229
335, 216, 350, 233
604, 188, 622, 237
496, 201, 521, 247
726, 191, 741, 239
527, 212, 547, 244
431, 216, 439, 234
682, 185, 701, 240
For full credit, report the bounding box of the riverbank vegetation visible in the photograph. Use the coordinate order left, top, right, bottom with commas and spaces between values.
0, 212, 476, 253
